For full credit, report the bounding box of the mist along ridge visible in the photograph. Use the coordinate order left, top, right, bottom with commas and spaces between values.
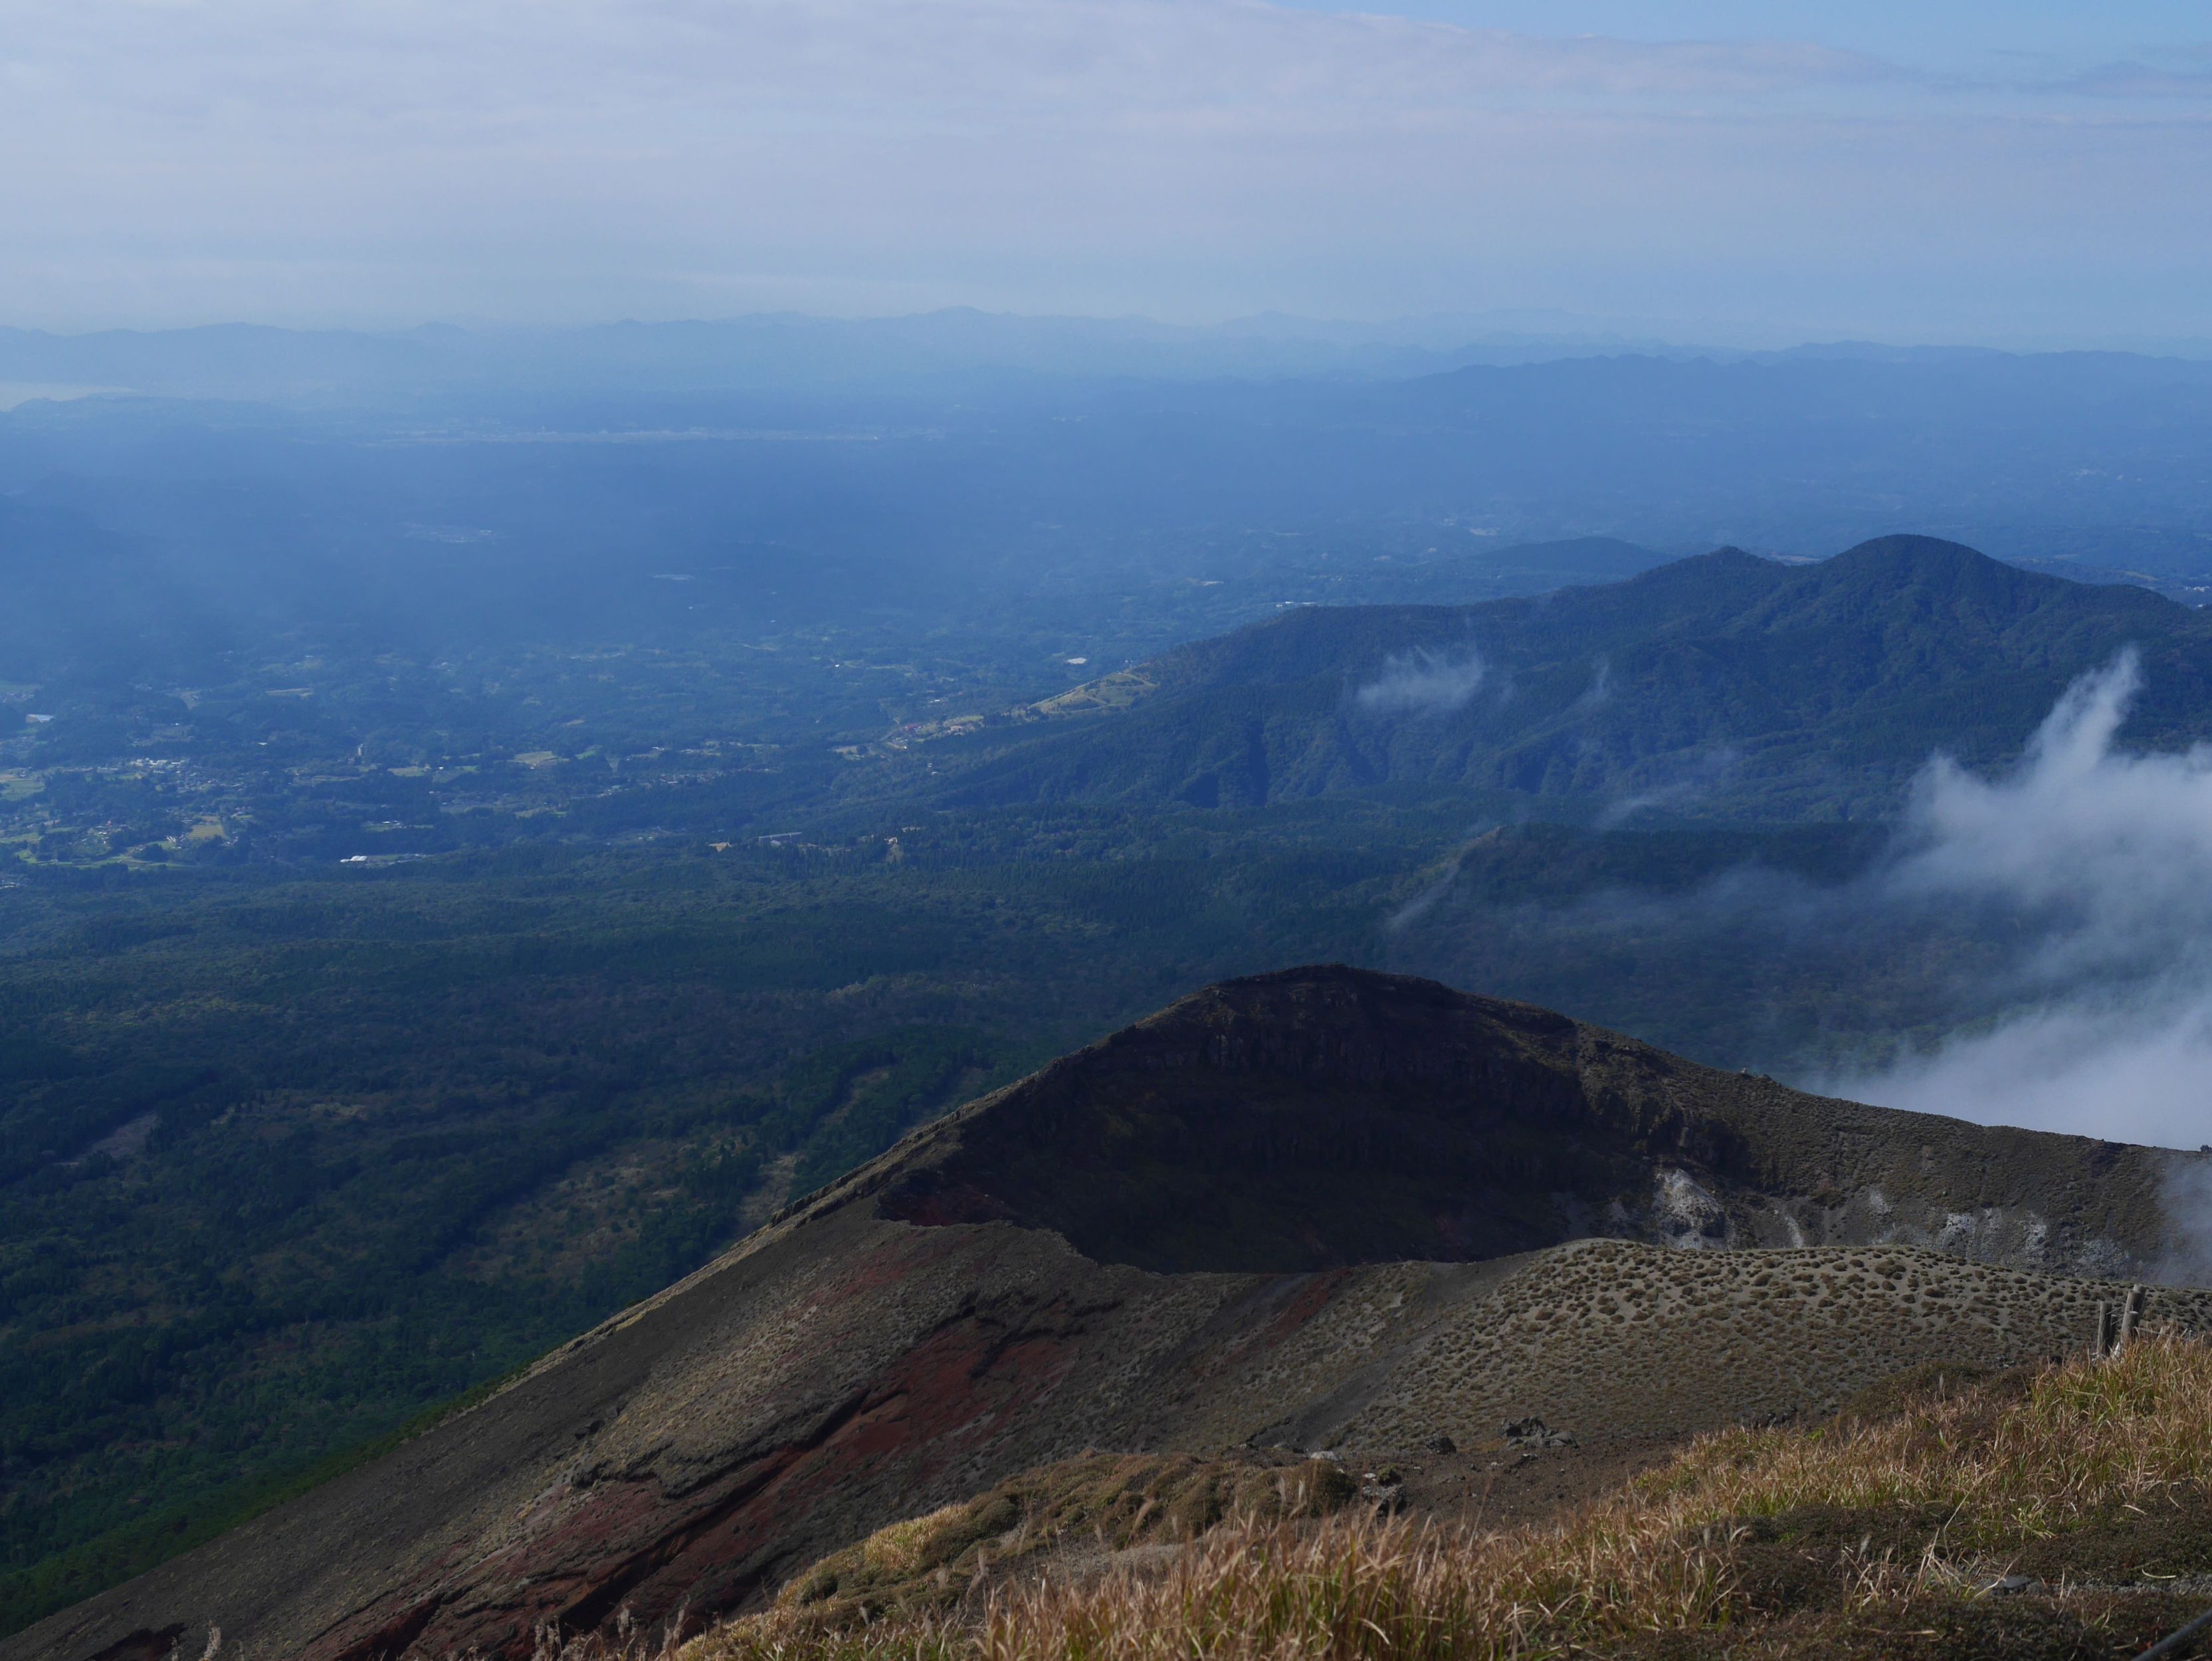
10, 965, 2212, 1661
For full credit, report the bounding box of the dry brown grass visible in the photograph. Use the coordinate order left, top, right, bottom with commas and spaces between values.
775, 1452, 1360, 1626
641, 1335, 2212, 1661
686, 1509, 1732, 1661
1653, 1328, 2212, 1548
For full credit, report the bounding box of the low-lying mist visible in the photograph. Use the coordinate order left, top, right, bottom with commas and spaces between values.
1821, 650, 2212, 1149
1389, 650, 2212, 1151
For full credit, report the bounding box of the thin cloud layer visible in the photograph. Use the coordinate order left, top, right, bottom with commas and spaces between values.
5, 1, 1904, 122
1, 0, 2208, 328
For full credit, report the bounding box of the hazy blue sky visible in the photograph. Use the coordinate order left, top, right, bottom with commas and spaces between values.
5, 1, 2209, 342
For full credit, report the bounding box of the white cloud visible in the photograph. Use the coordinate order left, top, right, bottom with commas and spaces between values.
1829, 997, 2212, 1149
1825, 652, 2212, 1149
1888, 652, 2210, 973
1356, 647, 1487, 715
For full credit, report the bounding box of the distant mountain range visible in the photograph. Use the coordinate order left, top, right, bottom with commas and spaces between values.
9, 313, 2212, 405
902, 536, 2212, 823
0, 312, 1747, 407
0, 313, 2085, 405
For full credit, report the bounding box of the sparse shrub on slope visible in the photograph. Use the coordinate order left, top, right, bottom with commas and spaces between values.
671, 1336, 2212, 1661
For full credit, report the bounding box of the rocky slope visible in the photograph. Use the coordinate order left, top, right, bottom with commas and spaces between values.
11, 965, 2207, 1661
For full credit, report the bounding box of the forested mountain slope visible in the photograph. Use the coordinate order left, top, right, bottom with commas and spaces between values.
917, 536, 2212, 820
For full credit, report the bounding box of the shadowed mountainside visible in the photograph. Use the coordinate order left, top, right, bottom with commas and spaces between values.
10, 965, 2207, 1661
860, 965, 2171, 1276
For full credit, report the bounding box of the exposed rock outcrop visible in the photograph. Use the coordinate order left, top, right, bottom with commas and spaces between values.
849, 966, 2176, 1278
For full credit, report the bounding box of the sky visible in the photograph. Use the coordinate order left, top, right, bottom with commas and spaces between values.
3, 1, 2211, 342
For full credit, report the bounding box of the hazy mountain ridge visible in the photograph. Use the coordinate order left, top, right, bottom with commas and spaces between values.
8, 317, 2212, 407
916, 537, 2212, 821
0, 314, 1712, 407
